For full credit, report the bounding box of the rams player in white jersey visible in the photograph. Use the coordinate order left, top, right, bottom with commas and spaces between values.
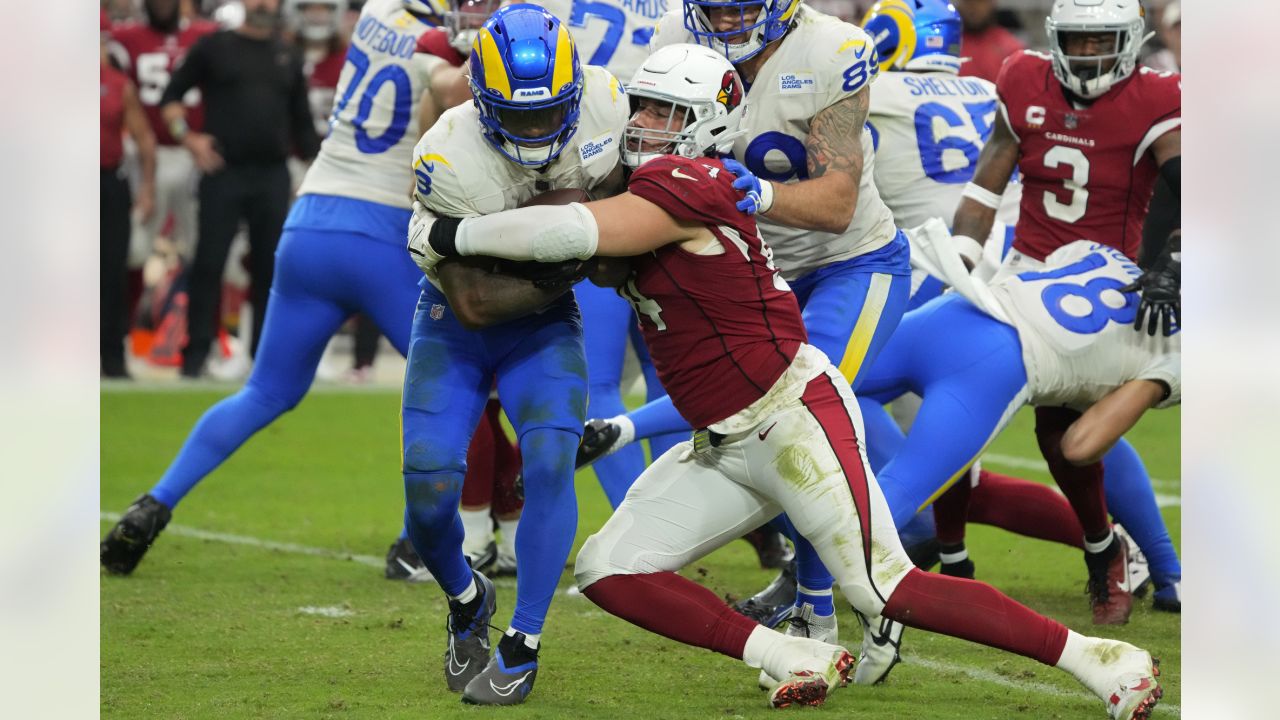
571, 0, 915, 674
399, 3, 629, 705
101, 0, 472, 578
841, 229, 1179, 702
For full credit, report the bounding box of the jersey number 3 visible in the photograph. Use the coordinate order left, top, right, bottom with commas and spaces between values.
1041, 145, 1091, 222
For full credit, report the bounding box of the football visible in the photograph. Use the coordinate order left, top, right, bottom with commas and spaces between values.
519, 188, 591, 207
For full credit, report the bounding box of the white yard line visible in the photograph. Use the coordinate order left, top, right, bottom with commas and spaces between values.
99, 511, 384, 568
100, 511, 1179, 715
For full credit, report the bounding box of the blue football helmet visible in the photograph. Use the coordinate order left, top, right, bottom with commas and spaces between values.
862, 0, 962, 74
469, 4, 584, 166
683, 0, 802, 65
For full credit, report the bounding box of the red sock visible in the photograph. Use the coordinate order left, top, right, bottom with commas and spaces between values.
1034, 407, 1109, 540
582, 572, 758, 659
932, 480, 972, 546
968, 470, 1084, 548
883, 568, 1067, 665
460, 400, 498, 508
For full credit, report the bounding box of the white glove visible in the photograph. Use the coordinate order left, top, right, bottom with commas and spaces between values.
407, 200, 446, 276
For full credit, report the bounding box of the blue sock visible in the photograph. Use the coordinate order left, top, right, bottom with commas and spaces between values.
398, 524, 409, 541
1102, 438, 1182, 586
796, 583, 835, 617
771, 514, 836, 615
403, 471, 472, 597
628, 395, 692, 441
508, 428, 580, 636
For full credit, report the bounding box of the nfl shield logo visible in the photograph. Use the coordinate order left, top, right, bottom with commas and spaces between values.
1064, 113, 1079, 129
430, 304, 445, 320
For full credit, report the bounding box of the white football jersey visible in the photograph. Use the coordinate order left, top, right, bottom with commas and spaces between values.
411, 65, 628, 217
651, 4, 897, 280
868, 70, 998, 229
989, 241, 1181, 410
297, 0, 452, 208
539, 0, 667, 84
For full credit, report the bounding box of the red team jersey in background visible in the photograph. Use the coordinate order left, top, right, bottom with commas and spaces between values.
625, 156, 809, 430
998, 51, 1181, 261
101, 65, 129, 168
303, 45, 347, 138
415, 27, 467, 67
110, 19, 218, 145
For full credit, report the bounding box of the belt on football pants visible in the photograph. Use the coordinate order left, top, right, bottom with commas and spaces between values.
691, 428, 726, 452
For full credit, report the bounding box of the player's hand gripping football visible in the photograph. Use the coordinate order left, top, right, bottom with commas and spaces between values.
1122, 231, 1181, 336
722, 159, 774, 215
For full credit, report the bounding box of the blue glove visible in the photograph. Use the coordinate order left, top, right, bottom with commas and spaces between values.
723, 158, 774, 215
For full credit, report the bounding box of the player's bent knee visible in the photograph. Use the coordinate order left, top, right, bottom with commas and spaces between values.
574, 532, 625, 590
839, 581, 889, 618
403, 471, 464, 525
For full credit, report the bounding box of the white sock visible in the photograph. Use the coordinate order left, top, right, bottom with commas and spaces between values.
940, 548, 969, 564
1055, 630, 1108, 697
497, 517, 518, 556
611, 414, 636, 450
460, 507, 493, 556
742, 625, 781, 669
452, 578, 478, 605
1084, 529, 1115, 555
507, 627, 540, 650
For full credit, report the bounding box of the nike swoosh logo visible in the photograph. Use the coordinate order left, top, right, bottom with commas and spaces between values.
446, 638, 470, 676
671, 168, 698, 181
489, 672, 532, 696
758, 422, 778, 441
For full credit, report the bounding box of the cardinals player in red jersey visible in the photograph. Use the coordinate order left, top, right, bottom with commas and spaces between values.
949, 0, 1180, 626
409, 43, 1164, 719
109, 0, 217, 265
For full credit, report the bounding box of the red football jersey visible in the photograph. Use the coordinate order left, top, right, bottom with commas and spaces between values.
303, 45, 347, 137
110, 19, 218, 145
101, 65, 129, 168
415, 28, 467, 68
626, 156, 808, 429
998, 51, 1181, 261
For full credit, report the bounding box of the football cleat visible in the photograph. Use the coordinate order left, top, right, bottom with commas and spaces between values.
575, 418, 622, 469
100, 494, 172, 575
461, 630, 539, 705
445, 571, 497, 692
1114, 525, 1152, 598
1085, 533, 1133, 625
1152, 579, 1181, 613
758, 603, 839, 689
766, 643, 855, 709
1096, 644, 1162, 720
465, 539, 498, 574
851, 611, 904, 685
384, 537, 435, 583
742, 526, 794, 569
733, 560, 797, 625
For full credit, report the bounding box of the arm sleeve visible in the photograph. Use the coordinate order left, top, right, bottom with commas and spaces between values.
288, 53, 322, 160
159, 35, 208, 106
452, 203, 598, 262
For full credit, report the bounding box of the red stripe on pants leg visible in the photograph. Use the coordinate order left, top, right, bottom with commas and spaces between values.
799, 372, 875, 572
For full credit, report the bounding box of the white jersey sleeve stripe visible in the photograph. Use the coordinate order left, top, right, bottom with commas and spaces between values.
1133, 117, 1181, 166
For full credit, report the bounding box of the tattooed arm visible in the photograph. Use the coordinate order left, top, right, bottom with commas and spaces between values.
761, 89, 869, 234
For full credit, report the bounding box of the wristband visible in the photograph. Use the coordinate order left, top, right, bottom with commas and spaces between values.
962, 182, 1002, 210
168, 116, 190, 142
953, 234, 983, 267
757, 179, 775, 214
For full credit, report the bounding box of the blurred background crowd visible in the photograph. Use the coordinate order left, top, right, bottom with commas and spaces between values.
100, 0, 1182, 383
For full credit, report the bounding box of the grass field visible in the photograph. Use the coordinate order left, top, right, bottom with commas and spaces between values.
101, 387, 1180, 719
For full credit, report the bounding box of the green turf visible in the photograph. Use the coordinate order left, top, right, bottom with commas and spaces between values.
101, 389, 1180, 719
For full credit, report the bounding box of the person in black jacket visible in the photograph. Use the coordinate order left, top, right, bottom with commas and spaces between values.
160, 0, 320, 377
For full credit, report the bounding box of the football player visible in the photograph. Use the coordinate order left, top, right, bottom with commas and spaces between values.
410, 45, 1164, 718
575, 0, 916, 643
949, 0, 1181, 623
399, 4, 629, 705
108, 0, 217, 265
100, 0, 477, 580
